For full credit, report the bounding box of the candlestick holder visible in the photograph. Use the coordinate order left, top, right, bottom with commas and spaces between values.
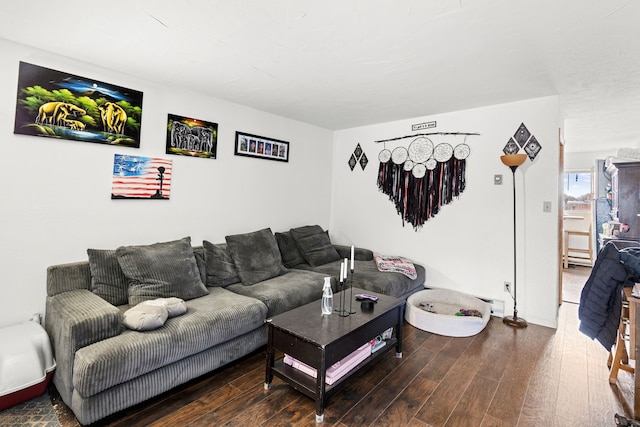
348, 269, 356, 314
336, 278, 350, 317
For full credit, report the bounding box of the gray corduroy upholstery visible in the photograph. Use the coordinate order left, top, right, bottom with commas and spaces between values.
202, 241, 240, 286
47, 261, 91, 295
73, 288, 265, 397
294, 258, 426, 300
117, 236, 209, 305
45, 289, 122, 407
226, 269, 328, 317
71, 327, 266, 425
290, 225, 341, 266
225, 228, 288, 285
45, 233, 425, 425
87, 249, 129, 305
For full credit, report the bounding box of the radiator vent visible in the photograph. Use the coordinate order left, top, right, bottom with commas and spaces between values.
478, 297, 504, 318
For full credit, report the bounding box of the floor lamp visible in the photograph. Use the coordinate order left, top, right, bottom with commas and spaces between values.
501, 153, 528, 328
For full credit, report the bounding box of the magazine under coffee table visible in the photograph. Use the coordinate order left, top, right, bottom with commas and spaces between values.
264, 287, 405, 422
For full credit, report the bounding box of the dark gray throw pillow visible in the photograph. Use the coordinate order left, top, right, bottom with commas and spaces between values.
225, 228, 288, 285
193, 247, 208, 285
87, 249, 129, 306
203, 240, 240, 287
275, 231, 306, 267
290, 225, 340, 267
116, 236, 209, 305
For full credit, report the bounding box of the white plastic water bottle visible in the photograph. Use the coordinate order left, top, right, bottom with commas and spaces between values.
321, 277, 333, 315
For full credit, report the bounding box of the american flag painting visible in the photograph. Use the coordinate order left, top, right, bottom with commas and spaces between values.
111, 154, 172, 199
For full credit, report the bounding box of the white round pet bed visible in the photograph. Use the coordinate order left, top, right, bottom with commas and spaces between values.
405, 289, 491, 337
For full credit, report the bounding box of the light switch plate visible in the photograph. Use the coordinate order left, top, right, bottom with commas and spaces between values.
543, 201, 552, 212
494, 174, 503, 185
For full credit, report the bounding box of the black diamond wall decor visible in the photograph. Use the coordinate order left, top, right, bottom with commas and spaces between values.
359, 152, 368, 170
348, 154, 357, 171
514, 123, 531, 147
503, 138, 520, 155
524, 135, 542, 160
502, 123, 542, 161
349, 143, 367, 171
354, 143, 363, 158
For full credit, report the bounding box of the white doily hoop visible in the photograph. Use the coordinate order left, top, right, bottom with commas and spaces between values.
433, 143, 453, 162
454, 143, 471, 160
378, 149, 391, 163
391, 147, 409, 164
412, 163, 427, 178
408, 137, 434, 163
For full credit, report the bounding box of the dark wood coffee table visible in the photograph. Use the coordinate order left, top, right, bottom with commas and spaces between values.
264, 287, 405, 422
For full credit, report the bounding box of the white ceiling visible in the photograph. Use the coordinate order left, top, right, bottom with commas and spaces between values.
1, 0, 639, 153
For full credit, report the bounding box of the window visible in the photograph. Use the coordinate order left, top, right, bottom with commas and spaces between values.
563, 171, 592, 211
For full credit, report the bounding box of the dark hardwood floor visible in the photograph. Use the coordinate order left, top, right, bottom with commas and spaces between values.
52, 269, 634, 426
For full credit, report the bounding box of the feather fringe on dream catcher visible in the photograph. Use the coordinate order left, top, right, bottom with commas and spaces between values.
377, 136, 472, 230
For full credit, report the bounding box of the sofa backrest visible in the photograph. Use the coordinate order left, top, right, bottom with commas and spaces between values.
47, 244, 214, 299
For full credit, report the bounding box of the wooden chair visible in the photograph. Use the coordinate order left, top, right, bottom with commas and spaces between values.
610, 290, 635, 383
563, 224, 593, 269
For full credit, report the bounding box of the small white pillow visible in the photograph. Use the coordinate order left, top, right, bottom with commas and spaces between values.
140, 297, 187, 318
123, 304, 168, 331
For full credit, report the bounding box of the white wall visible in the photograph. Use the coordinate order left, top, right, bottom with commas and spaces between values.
330, 97, 562, 328
0, 38, 334, 328
0, 37, 563, 329
565, 150, 616, 171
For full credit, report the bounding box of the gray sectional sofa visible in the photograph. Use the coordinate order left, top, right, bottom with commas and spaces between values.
44, 225, 425, 424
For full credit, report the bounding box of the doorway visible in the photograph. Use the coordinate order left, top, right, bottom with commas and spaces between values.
562, 264, 591, 304
561, 169, 595, 303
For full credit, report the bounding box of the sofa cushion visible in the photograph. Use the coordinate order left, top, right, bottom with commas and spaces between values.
226, 269, 328, 317
225, 228, 288, 285
73, 288, 267, 398
295, 259, 426, 300
290, 225, 340, 267
116, 236, 209, 305
87, 249, 129, 306
203, 241, 240, 287
275, 231, 306, 267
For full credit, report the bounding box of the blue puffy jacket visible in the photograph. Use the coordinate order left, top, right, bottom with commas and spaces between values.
578, 242, 628, 351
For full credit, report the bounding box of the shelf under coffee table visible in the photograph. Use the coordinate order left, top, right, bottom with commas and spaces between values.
264, 287, 405, 422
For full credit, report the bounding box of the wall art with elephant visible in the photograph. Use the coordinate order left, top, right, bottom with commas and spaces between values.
166, 114, 217, 159
13, 61, 143, 148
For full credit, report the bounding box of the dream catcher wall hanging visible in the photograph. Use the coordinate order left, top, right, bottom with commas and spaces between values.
376, 132, 478, 230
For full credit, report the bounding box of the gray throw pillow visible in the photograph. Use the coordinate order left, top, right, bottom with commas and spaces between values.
116, 236, 209, 305
193, 247, 208, 284
225, 228, 288, 285
203, 240, 240, 287
275, 231, 306, 267
290, 225, 340, 267
87, 249, 129, 306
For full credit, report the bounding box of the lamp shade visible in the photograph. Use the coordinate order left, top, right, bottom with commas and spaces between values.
500, 153, 527, 168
